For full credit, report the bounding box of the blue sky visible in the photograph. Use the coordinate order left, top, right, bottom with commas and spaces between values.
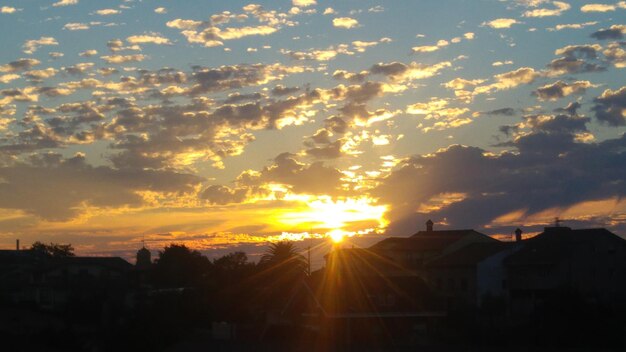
0, 0, 625, 260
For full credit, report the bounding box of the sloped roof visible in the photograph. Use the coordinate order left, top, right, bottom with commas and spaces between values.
505, 227, 626, 266
370, 229, 490, 253
426, 242, 513, 268
46, 256, 133, 271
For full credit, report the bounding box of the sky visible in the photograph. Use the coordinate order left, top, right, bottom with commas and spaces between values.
0, 0, 625, 263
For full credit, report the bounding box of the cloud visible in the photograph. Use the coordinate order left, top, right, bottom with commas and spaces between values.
52, 0, 78, 7
22, 37, 58, 54
167, 6, 295, 47
0, 58, 41, 73
154, 7, 167, 14
248, 153, 343, 195
63, 22, 90, 31
412, 39, 449, 53
603, 42, 626, 68
580, 3, 619, 12
480, 108, 517, 116
95, 9, 121, 15
292, 0, 316, 7
546, 44, 605, 75
23, 68, 58, 81
281, 44, 353, 61
0, 74, 20, 84
200, 185, 248, 205
0, 154, 202, 220
547, 21, 598, 31
591, 24, 626, 40
523, 1, 570, 17
370, 61, 452, 82
1, 6, 18, 13
472, 67, 541, 95
100, 54, 147, 64
79, 49, 98, 57
592, 86, 626, 126
533, 80, 597, 100
127, 34, 172, 45
483, 18, 519, 29
333, 17, 359, 29
374, 115, 626, 233
271, 85, 300, 96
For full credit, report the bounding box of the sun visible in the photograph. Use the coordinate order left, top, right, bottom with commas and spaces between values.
274, 195, 388, 242
328, 229, 347, 243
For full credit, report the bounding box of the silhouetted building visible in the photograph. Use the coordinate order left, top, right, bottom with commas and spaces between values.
505, 226, 626, 318
136, 245, 152, 269
425, 242, 520, 309
369, 220, 498, 271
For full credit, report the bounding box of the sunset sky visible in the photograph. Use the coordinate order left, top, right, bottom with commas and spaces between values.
1, 0, 625, 262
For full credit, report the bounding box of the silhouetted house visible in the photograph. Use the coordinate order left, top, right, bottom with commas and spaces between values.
505, 226, 626, 318
33, 256, 133, 311
273, 249, 445, 349
369, 220, 498, 271
0, 249, 46, 303
425, 242, 520, 309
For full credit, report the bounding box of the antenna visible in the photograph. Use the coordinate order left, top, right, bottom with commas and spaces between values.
555, 217, 561, 227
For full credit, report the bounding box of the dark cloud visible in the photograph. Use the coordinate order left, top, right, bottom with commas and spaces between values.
200, 185, 248, 205
592, 86, 626, 126
374, 113, 624, 234
591, 25, 626, 40
223, 92, 263, 104
305, 139, 344, 159
232, 153, 344, 197
270, 85, 299, 96
0, 58, 40, 73
554, 101, 581, 116
546, 44, 605, 75
481, 108, 516, 116
523, 114, 590, 134
533, 80, 594, 101
0, 154, 202, 220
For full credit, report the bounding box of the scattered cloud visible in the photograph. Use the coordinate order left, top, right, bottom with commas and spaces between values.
293, 0, 317, 7
533, 80, 597, 100
127, 34, 172, 45
483, 18, 519, 29
523, 1, 570, 17
52, 0, 78, 7
22, 37, 59, 54
95, 9, 121, 16
591, 24, 626, 40
1, 6, 18, 13
333, 17, 359, 29
100, 54, 147, 64
580, 3, 623, 12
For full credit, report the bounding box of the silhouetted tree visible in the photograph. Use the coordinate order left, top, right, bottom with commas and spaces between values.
259, 241, 306, 273
256, 242, 307, 308
30, 241, 75, 257
213, 251, 255, 282
152, 244, 212, 288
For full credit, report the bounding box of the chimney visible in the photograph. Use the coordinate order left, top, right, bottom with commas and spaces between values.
514, 228, 522, 242
16, 239, 20, 251
426, 219, 434, 232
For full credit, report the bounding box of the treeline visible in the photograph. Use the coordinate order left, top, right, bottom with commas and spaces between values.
119, 242, 308, 350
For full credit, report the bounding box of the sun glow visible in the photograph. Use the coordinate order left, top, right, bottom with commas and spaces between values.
276, 196, 388, 242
